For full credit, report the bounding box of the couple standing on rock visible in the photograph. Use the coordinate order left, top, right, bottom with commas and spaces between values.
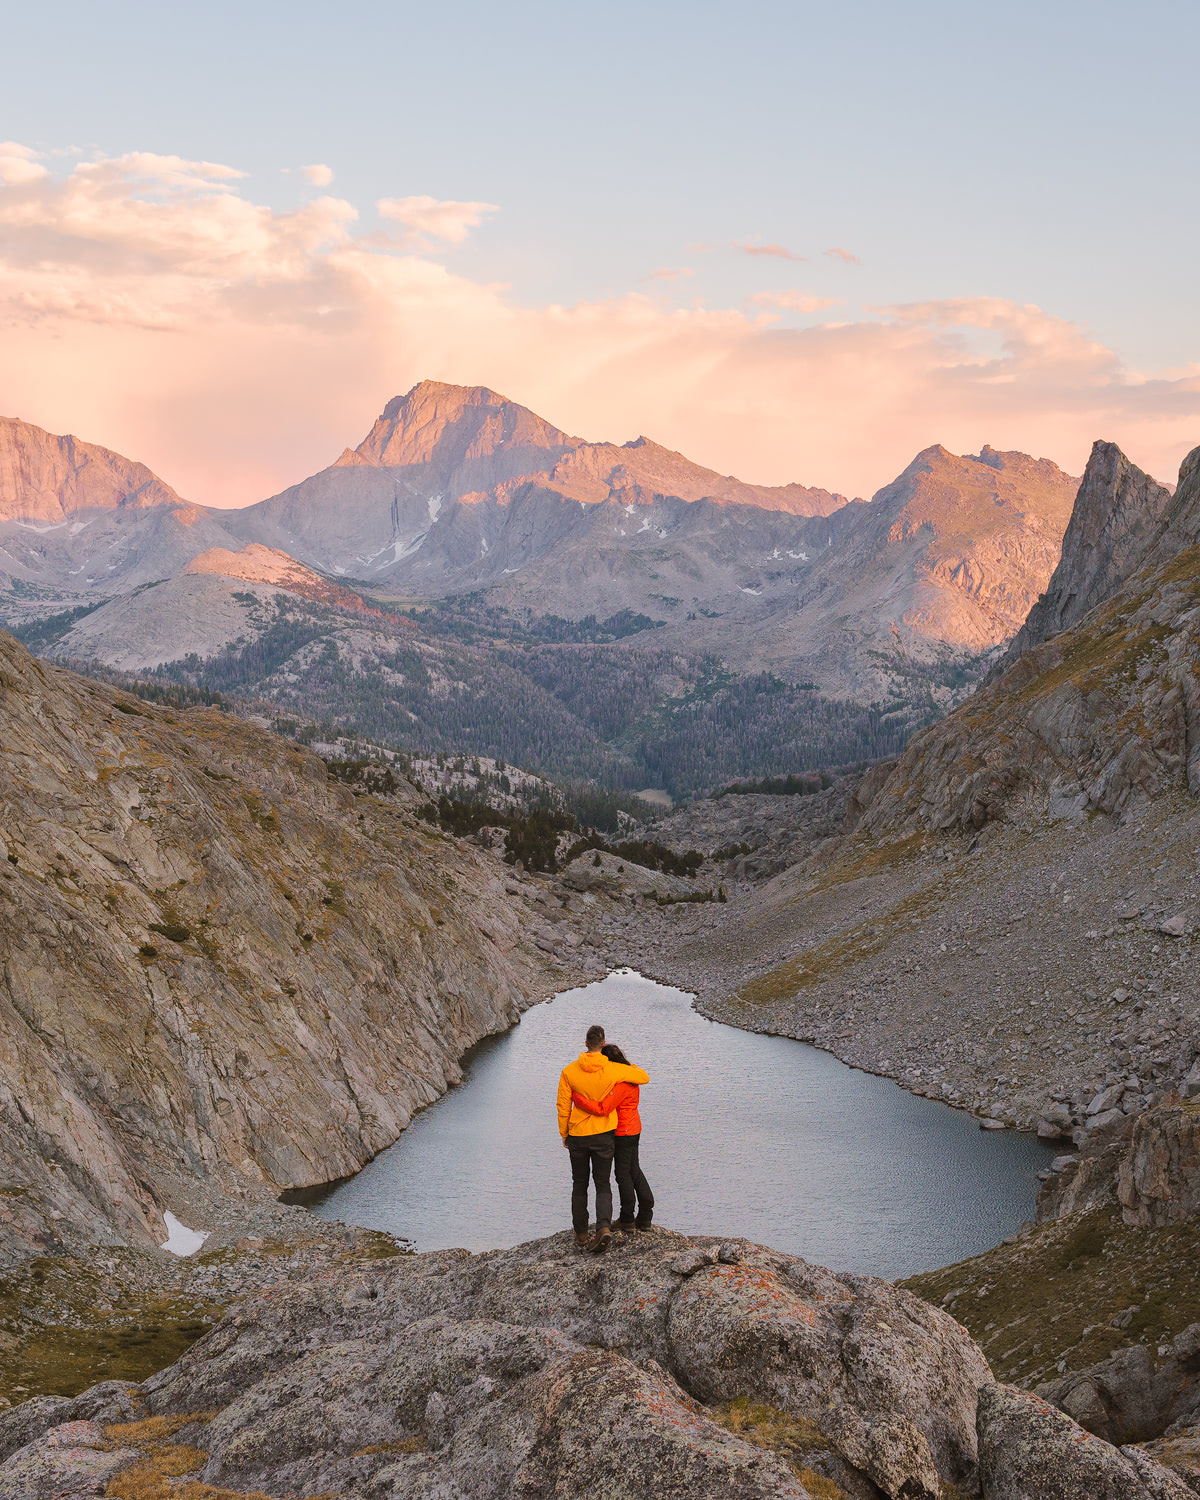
556, 1023, 654, 1253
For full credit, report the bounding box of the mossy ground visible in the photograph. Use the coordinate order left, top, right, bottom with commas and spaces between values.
903, 1206, 1200, 1387
0, 1233, 403, 1405
0, 1254, 225, 1406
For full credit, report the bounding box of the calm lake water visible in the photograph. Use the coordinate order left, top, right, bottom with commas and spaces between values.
311, 970, 1054, 1278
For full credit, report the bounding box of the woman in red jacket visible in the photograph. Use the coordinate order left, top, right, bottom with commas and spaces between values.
571, 1043, 654, 1232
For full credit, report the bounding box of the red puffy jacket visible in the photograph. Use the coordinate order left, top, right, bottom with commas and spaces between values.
571, 1079, 641, 1136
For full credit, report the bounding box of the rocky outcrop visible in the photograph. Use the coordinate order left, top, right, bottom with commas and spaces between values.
996, 441, 1175, 671
1035, 1100, 1200, 1229
977, 1383, 1194, 1499
1117, 1104, 1200, 1226
1036, 1326, 1200, 1448
0, 629, 562, 1266
5, 1228, 1196, 1499
0, 1229, 992, 1498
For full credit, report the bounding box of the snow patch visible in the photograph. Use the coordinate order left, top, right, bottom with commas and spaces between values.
356, 532, 426, 570
637, 517, 651, 533
786, 550, 808, 560
160, 1211, 209, 1257
739, 587, 762, 596
480, 536, 489, 554
13, 520, 67, 533
427, 494, 443, 523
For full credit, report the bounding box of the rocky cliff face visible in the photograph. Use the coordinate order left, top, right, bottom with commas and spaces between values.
995, 441, 1175, 672
0, 629, 564, 1268
868, 443, 1081, 647
339, 380, 579, 479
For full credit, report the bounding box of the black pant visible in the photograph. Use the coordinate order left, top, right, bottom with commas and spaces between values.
568, 1131, 615, 1233
614, 1133, 654, 1226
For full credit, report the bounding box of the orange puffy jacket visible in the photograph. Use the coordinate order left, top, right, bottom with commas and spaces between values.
557, 1051, 649, 1138
571, 1079, 641, 1136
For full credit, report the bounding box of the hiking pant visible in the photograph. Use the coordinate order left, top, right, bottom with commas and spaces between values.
568, 1131, 615, 1233
614, 1133, 654, 1226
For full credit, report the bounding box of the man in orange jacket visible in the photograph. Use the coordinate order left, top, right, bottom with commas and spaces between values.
557, 1023, 649, 1253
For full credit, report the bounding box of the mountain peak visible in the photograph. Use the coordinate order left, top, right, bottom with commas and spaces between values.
378, 380, 512, 424
872, 442, 1080, 533
0, 415, 183, 524
337, 381, 580, 477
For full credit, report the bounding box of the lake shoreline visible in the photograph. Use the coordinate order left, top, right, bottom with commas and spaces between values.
310, 970, 1055, 1279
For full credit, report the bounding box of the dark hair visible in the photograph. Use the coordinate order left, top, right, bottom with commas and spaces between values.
601, 1042, 630, 1066
585, 1024, 605, 1049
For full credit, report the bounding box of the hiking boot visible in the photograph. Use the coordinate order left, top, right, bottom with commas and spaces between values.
589, 1227, 612, 1254
635, 1214, 653, 1231
574, 1231, 591, 1249
613, 1219, 637, 1233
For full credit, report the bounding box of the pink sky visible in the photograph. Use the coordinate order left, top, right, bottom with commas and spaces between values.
2, 144, 1198, 506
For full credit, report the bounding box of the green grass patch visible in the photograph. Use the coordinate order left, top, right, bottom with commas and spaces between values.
903, 1206, 1200, 1387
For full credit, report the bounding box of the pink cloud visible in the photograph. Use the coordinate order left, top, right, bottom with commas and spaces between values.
734, 240, 806, 262
747, 290, 842, 314
824, 246, 859, 264
642, 266, 694, 283
0, 142, 48, 186
302, 163, 334, 187
0, 146, 1196, 507
376, 194, 498, 247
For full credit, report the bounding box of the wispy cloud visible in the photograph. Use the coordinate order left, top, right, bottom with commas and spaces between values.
747, 290, 841, 314
734, 240, 806, 262
301, 163, 334, 187
376, 194, 498, 247
824, 246, 859, 264
641, 266, 694, 283
0, 145, 1196, 505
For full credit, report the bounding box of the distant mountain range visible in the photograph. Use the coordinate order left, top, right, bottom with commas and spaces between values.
0, 382, 1084, 792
